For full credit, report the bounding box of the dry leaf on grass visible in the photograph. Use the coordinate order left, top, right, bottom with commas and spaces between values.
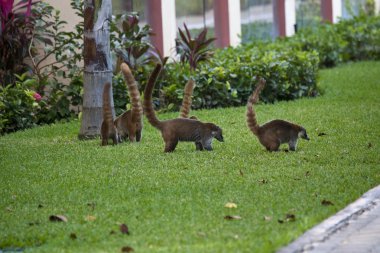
85, 215, 96, 221
321, 199, 334, 206
286, 213, 296, 222
224, 202, 237, 208
49, 215, 68, 222
264, 216, 272, 221
121, 246, 134, 252
120, 224, 130, 235
224, 215, 242, 220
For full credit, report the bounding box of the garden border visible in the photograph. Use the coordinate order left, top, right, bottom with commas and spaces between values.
278, 185, 380, 253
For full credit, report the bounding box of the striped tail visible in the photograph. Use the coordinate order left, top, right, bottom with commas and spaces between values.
102, 82, 114, 126
120, 63, 143, 123
179, 79, 195, 118
246, 78, 266, 136
143, 64, 163, 130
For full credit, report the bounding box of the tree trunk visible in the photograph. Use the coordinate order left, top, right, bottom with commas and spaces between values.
79, 0, 113, 139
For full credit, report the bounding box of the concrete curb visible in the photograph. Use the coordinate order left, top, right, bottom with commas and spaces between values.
277, 185, 380, 253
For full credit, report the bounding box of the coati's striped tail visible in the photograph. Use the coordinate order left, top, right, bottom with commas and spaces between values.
179, 79, 195, 118
246, 78, 266, 136
102, 82, 114, 126
120, 63, 143, 123
143, 64, 163, 130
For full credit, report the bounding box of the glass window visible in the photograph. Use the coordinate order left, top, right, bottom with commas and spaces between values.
296, 0, 321, 30
240, 0, 274, 43
175, 0, 215, 39
342, 0, 367, 19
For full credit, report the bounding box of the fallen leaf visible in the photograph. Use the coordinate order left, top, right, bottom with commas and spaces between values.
224, 202, 237, 208
321, 199, 334, 206
286, 214, 296, 222
258, 179, 268, 184
28, 221, 40, 226
120, 224, 130, 235
239, 169, 244, 176
318, 132, 327, 136
224, 215, 242, 220
70, 233, 77, 240
87, 202, 96, 211
49, 215, 68, 222
197, 231, 206, 237
85, 215, 96, 222
121, 246, 134, 252
264, 216, 272, 221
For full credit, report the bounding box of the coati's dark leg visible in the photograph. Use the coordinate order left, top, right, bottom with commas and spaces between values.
202, 139, 213, 151
289, 140, 297, 151
111, 134, 118, 145
136, 129, 142, 142
267, 141, 280, 152
164, 140, 178, 152
195, 142, 203, 151
128, 133, 136, 142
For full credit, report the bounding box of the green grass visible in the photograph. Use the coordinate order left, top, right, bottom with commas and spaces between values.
1, 61, 379, 252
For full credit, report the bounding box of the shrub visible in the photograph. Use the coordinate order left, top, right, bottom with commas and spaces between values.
151, 44, 319, 111
0, 74, 39, 134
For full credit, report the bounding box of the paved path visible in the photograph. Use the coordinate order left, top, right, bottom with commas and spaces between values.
278, 185, 380, 253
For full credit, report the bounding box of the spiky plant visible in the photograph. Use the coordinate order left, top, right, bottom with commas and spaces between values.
176, 23, 216, 72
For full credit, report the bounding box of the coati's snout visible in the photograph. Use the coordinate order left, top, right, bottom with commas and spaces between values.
213, 130, 224, 142
300, 129, 310, 141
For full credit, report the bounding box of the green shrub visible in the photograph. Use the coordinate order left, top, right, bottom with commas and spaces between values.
148, 45, 319, 111
0, 75, 39, 134
336, 14, 380, 61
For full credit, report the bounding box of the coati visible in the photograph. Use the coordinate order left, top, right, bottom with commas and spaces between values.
246, 78, 310, 151
179, 79, 198, 120
113, 63, 143, 142
144, 64, 224, 152
101, 82, 118, 146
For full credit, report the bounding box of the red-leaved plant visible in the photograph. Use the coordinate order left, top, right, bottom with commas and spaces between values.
0, 0, 39, 86
176, 23, 216, 72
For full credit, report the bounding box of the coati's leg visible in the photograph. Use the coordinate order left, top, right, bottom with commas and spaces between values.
111, 134, 118, 145
164, 139, 178, 152
201, 139, 213, 151
136, 129, 142, 142
128, 133, 136, 142
267, 141, 280, 152
289, 140, 298, 151
195, 142, 203, 151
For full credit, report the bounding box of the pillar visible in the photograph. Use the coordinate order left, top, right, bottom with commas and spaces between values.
321, 0, 342, 23
146, 0, 176, 57
273, 0, 296, 37
214, 0, 241, 48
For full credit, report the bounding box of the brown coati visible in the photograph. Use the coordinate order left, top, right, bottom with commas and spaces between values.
144, 64, 224, 152
101, 82, 118, 146
246, 78, 310, 151
113, 63, 143, 142
179, 79, 198, 120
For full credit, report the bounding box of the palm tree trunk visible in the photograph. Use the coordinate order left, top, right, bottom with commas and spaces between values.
79, 0, 113, 139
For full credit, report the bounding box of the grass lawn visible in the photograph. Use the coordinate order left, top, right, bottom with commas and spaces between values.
0, 61, 379, 253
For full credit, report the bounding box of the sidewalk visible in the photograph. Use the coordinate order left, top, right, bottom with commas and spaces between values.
278, 185, 380, 253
